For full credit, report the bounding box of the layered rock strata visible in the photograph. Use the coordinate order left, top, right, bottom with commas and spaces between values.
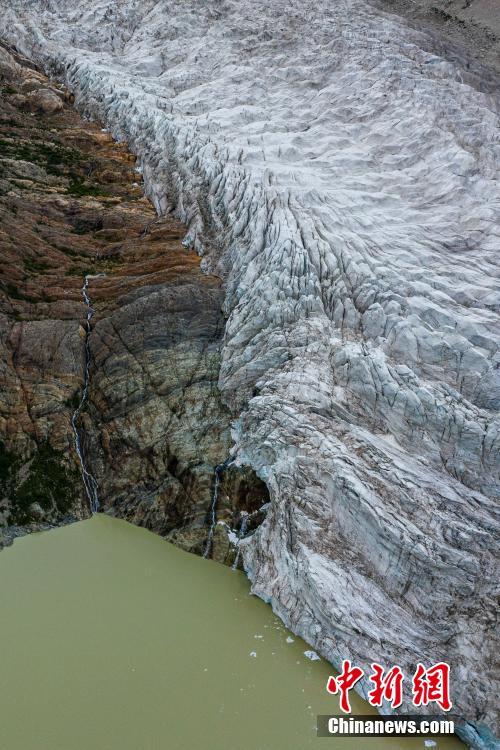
0, 46, 266, 557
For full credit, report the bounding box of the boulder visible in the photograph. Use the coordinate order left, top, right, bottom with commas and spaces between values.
25, 88, 64, 114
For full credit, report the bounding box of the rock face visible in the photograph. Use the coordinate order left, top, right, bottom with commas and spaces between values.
0, 46, 89, 531
0, 46, 266, 555
1, 1, 499, 746
373, 0, 500, 76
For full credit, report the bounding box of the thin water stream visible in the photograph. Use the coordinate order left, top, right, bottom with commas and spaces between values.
203, 457, 234, 558
0, 516, 463, 750
232, 511, 249, 570
71, 274, 103, 513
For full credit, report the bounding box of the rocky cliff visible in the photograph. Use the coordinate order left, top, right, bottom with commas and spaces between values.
0, 1, 499, 747
0, 45, 267, 558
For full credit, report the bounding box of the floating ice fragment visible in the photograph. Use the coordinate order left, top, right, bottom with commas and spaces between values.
424, 742, 437, 748
254, 634, 264, 639
249, 651, 257, 658
304, 650, 320, 661
286, 636, 295, 643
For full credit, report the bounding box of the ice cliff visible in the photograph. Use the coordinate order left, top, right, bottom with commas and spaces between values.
1, 0, 498, 746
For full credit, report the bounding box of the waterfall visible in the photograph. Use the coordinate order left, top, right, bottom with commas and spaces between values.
71, 274, 104, 514
203, 457, 234, 559
231, 511, 249, 571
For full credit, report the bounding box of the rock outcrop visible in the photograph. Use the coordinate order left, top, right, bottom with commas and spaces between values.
0, 46, 267, 556
0, 1, 499, 746
372, 0, 500, 76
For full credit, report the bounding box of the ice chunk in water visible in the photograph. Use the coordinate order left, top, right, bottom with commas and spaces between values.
304, 650, 320, 661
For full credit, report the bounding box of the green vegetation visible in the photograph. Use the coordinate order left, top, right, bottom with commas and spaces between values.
23, 257, 50, 273
2, 282, 38, 303
54, 244, 80, 257
0, 137, 83, 175
64, 391, 81, 410
13, 444, 75, 522
65, 266, 94, 277
72, 224, 92, 235
0, 118, 24, 129
0, 441, 80, 525
67, 177, 110, 197
0, 441, 17, 490
71, 215, 104, 234
11, 179, 31, 190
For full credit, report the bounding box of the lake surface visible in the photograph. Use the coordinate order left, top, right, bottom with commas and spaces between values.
0, 515, 463, 749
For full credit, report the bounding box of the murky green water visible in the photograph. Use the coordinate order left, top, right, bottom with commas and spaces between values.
0, 515, 463, 749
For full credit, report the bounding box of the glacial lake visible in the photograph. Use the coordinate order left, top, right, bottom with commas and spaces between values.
0, 515, 463, 749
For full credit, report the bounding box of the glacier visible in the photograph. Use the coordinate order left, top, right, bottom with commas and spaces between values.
1, 0, 499, 746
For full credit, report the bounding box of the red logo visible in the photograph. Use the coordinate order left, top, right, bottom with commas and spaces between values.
326, 660, 364, 713
326, 661, 452, 713
368, 663, 404, 709
412, 662, 452, 711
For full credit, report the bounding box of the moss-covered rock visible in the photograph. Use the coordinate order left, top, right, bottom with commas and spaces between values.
0, 441, 18, 490
0, 442, 81, 525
